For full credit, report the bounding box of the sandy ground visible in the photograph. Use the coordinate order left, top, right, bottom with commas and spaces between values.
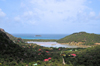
37, 44, 56, 45
28, 41, 93, 48
95, 43, 100, 45
60, 43, 91, 48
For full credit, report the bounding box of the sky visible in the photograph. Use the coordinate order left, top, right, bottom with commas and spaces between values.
0, 0, 100, 34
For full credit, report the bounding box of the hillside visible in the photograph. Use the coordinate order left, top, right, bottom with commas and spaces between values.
0, 28, 73, 66
0, 28, 36, 65
63, 45, 100, 66
57, 32, 100, 45
0, 29, 100, 66
0, 28, 15, 49
0, 28, 24, 43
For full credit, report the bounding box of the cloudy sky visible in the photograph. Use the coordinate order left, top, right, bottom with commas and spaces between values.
0, 0, 100, 34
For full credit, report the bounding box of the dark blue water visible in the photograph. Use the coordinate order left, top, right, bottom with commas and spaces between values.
12, 34, 69, 39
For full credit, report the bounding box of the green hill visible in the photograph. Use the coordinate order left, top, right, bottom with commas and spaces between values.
0, 28, 24, 43
57, 32, 100, 45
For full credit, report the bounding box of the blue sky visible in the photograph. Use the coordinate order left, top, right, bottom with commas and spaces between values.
0, 0, 100, 34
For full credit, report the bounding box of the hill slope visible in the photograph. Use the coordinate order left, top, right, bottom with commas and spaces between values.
0, 28, 35, 65
0, 28, 24, 43
64, 45, 100, 66
57, 32, 100, 45
0, 28, 26, 57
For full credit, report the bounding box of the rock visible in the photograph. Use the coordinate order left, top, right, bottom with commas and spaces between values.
0, 28, 5, 32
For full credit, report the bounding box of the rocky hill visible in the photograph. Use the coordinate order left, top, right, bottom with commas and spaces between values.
0, 28, 14, 49
57, 32, 100, 45
0, 28, 24, 57
0, 28, 25, 54
0, 28, 24, 43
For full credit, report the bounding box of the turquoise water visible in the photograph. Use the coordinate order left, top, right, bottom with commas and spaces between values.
12, 34, 79, 48
12, 34, 69, 39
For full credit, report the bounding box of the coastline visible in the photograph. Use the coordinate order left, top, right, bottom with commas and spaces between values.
59, 42, 92, 48
23, 39, 57, 42
24, 39, 95, 48
27, 41, 88, 48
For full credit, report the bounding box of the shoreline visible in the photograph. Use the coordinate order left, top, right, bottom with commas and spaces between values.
25, 39, 96, 48
27, 41, 99, 48
27, 41, 88, 48
59, 43, 92, 48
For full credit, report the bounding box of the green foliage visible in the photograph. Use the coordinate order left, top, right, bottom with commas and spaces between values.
1, 29, 25, 43
57, 32, 100, 45
64, 45, 100, 66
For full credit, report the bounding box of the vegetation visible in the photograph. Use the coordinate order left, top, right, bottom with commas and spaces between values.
57, 32, 100, 45
63, 45, 100, 66
0, 28, 24, 43
0, 29, 100, 66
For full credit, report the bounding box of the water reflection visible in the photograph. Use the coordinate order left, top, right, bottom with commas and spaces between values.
27, 41, 78, 48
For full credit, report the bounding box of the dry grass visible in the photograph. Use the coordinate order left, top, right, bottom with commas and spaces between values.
95, 43, 100, 45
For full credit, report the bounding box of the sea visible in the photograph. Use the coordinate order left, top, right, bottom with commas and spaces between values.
12, 34, 69, 40
12, 34, 79, 48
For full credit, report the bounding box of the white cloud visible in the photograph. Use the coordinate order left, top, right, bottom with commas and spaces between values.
22, 11, 40, 22
21, 2, 25, 7
28, 21, 36, 25
23, 11, 33, 17
14, 16, 20, 22
89, 1, 92, 3
19, 0, 100, 27
89, 11, 95, 17
0, 8, 6, 17
95, 12, 100, 20
20, 0, 88, 23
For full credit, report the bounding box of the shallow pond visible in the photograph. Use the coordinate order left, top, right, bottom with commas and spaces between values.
27, 41, 78, 48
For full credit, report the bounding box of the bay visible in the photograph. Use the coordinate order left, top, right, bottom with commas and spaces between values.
27, 41, 78, 48
12, 34, 79, 48
12, 34, 69, 39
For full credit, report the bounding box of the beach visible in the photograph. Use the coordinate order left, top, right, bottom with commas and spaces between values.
27, 41, 79, 48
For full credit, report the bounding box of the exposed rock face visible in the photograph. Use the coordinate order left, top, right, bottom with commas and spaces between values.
0, 28, 5, 32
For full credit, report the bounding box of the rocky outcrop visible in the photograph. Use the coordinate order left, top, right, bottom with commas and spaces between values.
0, 28, 24, 43
0, 28, 5, 32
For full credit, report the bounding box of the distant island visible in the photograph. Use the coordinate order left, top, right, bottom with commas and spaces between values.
35, 35, 41, 37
